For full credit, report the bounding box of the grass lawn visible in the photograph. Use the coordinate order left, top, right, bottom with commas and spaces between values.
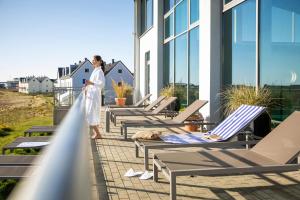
0, 89, 53, 198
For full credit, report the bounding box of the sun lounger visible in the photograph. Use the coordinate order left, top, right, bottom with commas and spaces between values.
2, 137, 51, 154
153, 111, 300, 200
24, 126, 57, 137
135, 104, 266, 170
121, 100, 210, 140
111, 97, 177, 128
108, 93, 152, 108
0, 155, 39, 166
0, 166, 36, 180
105, 96, 167, 132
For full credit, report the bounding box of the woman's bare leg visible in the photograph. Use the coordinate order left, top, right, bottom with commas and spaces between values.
91, 125, 102, 139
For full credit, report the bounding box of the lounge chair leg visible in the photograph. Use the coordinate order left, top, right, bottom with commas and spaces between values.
105, 110, 110, 133
114, 116, 117, 126
135, 143, 139, 158
120, 126, 123, 135
170, 173, 176, 200
153, 161, 158, 182
124, 127, 127, 140
144, 147, 149, 171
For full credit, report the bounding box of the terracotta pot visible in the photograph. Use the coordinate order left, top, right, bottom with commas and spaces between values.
115, 98, 126, 106
184, 124, 199, 132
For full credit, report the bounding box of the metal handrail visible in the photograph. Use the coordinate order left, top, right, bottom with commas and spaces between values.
9, 92, 90, 200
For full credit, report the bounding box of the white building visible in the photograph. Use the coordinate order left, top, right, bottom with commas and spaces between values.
56, 58, 94, 89
104, 60, 134, 104
134, 0, 300, 122
19, 76, 54, 94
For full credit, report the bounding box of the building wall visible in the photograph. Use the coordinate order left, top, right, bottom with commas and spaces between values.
138, 0, 164, 101
105, 62, 134, 104
135, 0, 222, 122
40, 78, 54, 93
72, 61, 93, 89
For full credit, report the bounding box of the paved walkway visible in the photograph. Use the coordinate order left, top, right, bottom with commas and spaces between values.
92, 109, 300, 200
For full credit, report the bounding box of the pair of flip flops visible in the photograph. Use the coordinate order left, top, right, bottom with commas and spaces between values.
124, 168, 153, 180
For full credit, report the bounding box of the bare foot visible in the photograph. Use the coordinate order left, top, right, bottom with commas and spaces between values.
92, 134, 102, 139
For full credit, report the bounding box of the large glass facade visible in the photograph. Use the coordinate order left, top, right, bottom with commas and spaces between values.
190, 0, 199, 24
223, 0, 300, 121
141, 0, 153, 34
175, 0, 188, 35
163, 41, 174, 86
164, 14, 174, 39
164, 0, 175, 14
223, 0, 256, 87
189, 27, 199, 104
175, 33, 188, 106
260, 0, 300, 120
163, 0, 199, 107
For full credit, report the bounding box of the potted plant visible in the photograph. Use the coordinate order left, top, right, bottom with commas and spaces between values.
160, 84, 185, 111
112, 79, 133, 106
221, 85, 272, 137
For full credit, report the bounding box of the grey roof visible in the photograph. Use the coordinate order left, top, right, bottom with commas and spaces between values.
104, 61, 133, 77
60, 59, 92, 79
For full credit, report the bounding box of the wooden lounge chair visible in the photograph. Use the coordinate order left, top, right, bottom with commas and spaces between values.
0, 155, 39, 166
108, 93, 152, 108
120, 100, 210, 140
135, 105, 266, 170
24, 126, 57, 137
105, 96, 167, 132
0, 166, 36, 180
153, 111, 300, 200
2, 137, 51, 154
111, 97, 177, 128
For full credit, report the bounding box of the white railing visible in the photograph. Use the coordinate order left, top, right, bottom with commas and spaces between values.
9, 93, 91, 200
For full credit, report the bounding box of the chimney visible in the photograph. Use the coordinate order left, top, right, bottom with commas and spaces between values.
85, 57, 88, 61
112, 59, 115, 64
79, 60, 82, 64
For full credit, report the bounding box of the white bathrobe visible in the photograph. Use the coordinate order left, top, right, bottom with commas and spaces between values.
85, 67, 105, 126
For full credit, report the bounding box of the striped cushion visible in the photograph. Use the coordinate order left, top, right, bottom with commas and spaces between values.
160, 105, 266, 144
210, 105, 266, 140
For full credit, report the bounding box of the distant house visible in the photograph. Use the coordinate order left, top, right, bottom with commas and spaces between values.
56, 58, 94, 89
6, 78, 19, 91
104, 60, 134, 104
19, 76, 54, 94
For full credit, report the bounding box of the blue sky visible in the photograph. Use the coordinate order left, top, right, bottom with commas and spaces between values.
0, 0, 134, 82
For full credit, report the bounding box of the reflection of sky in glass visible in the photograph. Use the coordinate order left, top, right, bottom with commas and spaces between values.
189, 27, 199, 86
225, 0, 256, 86
190, 0, 199, 24
175, 0, 187, 35
175, 33, 187, 84
260, 0, 300, 86
146, 0, 153, 29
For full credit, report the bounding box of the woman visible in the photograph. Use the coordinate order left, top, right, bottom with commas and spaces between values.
85, 55, 105, 139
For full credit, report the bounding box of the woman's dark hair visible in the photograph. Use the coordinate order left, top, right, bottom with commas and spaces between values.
94, 55, 105, 72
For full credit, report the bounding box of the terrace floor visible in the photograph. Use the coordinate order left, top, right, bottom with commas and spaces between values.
91, 108, 300, 200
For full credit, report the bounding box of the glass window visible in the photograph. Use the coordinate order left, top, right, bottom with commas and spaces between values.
146, 0, 153, 29
141, 0, 153, 35
223, 0, 256, 87
175, 33, 188, 107
189, 27, 199, 105
118, 69, 122, 73
85, 68, 89, 73
225, 0, 232, 4
164, 0, 175, 14
175, 0, 188, 35
190, 0, 199, 24
260, 0, 300, 121
163, 41, 174, 86
165, 14, 174, 39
